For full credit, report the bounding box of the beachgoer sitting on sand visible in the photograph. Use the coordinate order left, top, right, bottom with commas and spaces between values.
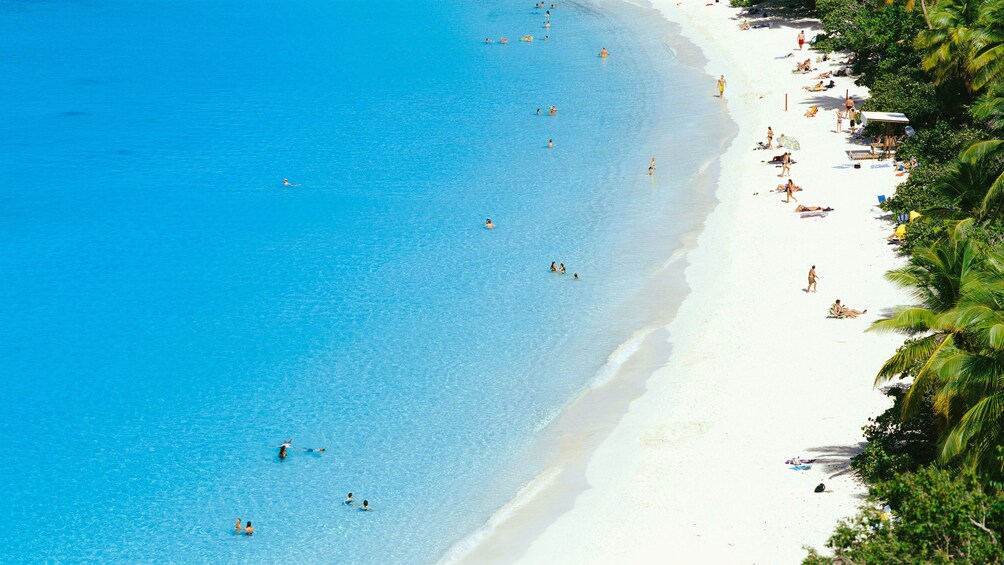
795, 59, 812, 72
814, 483, 832, 493
803, 81, 825, 91
795, 205, 833, 212
830, 299, 866, 318
804, 106, 819, 117
739, 20, 750, 30
825, 80, 836, 89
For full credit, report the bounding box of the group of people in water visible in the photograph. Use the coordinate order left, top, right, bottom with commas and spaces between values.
487, 4, 557, 45
549, 261, 579, 279
236, 439, 374, 536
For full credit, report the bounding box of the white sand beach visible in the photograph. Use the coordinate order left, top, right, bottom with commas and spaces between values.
447, 1, 918, 563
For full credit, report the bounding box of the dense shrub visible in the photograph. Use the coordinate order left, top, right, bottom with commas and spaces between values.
852, 386, 938, 483
803, 468, 1004, 564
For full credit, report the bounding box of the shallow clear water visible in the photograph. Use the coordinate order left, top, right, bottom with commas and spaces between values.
0, 0, 729, 562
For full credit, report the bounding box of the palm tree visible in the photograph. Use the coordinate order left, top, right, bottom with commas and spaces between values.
870, 237, 984, 418
931, 281, 1004, 477
915, 0, 987, 91
882, 0, 933, 29
969, 0, 1004, 91
872, 241, 1004, 479
930, 152, 1003, 222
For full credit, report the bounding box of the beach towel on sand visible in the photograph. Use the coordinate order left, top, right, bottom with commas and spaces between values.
790, 465, 813, 471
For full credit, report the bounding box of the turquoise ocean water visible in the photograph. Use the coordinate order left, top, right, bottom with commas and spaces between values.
0, 0, 730, 561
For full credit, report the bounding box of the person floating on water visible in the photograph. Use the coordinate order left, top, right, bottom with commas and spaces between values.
599, 47, 609, 58
344, 492, 354, 505
485, 218, 495, 229
304, 447, 325, 453
282, 179, 300, 186
648, 157, 656, 176
360, 500, 372, 511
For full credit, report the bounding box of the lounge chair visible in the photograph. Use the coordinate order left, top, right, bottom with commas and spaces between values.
804, 106, 819, 117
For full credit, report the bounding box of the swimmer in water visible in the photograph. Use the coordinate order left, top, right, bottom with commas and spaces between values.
536, 108, 541, 115
304, 447, 325, 453
279, 444, 287, 459
550, 261, 557, 272
573, 273, 579, 280
361, 500, 372, 511
344, 492, 354, 505
485, 218, 495, 229
244, 522, 254, 536
559, 263, 566, 274
649, 157, 656, 175
547, 139, 553, 148
546, 9, 550, 17
485, 37, 492, 44
599, 47, 609, 58
544, 21, 550, 28
235, 518, 242, 534
549, 105, 557, 116
500, 37, 508, 44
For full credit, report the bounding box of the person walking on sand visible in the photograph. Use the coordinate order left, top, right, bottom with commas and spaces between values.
648, 157, 656, 176
767, 126, 774, 149
717, 75, 727, 98
836, 110, 843, 132
780, 152, 792, 177
807, 265, 819, 293
785, 179, 798, 203
797, 30, 805, 50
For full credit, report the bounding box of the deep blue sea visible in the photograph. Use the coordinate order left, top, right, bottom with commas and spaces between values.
0, 0, 730, 562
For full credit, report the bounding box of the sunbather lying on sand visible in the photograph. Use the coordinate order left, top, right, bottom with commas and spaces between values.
803, 81, 825, 91
815, 71, 832, 79
766, 153, 796, 164
804, 106, 819, 117
795, 205, 832, 212
795, 59, 812, 71
739, 20, 750, 30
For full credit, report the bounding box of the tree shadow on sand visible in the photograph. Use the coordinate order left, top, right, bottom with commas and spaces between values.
804, 442, 870, 497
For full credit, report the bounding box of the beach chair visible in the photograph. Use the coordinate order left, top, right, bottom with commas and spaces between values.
877, 195, 886, 204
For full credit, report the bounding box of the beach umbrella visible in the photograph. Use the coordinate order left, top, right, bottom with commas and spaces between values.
780, 136, 801, 150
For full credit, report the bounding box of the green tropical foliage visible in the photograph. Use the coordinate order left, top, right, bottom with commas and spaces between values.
804, 468, 1004, 564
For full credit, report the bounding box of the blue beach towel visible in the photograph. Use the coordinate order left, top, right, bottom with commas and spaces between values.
790, 465, 813, 471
